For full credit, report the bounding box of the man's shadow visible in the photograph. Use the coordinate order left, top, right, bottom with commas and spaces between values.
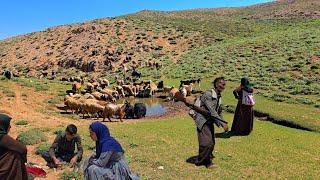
215, 131, 233, 138
185, 156, 199, 165
215, 131, 248, 138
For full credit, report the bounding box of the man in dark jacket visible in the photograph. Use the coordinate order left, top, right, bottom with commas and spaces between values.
189, 77, 226, 168
42, 124, 83, 169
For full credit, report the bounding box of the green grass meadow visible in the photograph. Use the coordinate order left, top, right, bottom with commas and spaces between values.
1, 74, 319, 179
78, 113, 320, 179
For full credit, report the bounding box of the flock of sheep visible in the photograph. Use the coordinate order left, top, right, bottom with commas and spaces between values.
63, 77, 199, 122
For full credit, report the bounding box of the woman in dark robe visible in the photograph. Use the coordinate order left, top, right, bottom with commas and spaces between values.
0, 113, 28, 180
231, 78, 254, 135
83, 122, 139, 180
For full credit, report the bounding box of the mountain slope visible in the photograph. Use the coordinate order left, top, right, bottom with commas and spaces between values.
0, 0, 319, 104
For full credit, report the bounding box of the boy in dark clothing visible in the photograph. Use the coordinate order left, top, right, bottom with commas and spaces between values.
42, 124, 83, 169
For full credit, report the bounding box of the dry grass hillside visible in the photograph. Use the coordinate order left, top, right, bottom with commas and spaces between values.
0, 17, 206, 77
0, 0, 319, 79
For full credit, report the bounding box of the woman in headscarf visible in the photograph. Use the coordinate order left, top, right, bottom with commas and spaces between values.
0, 113, 28, 180
231, 77, 255, 135
83, 122, 139, 180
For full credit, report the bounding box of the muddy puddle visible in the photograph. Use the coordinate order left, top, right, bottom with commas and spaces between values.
117, 97, 168, 117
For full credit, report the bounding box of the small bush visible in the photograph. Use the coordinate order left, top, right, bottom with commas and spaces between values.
60, 171, 82, 180
58, 90, 67, 97
54, 128, 64, 135
39, 127, 51, 132
3, 89, 15, 97
35, 143, 51, 155
47, 98, 60, 104
270, 93, 291, 102
35, 84, 49, 91
296, 98, 314, 105
17, 128, 47, 145
15, 119, 28, 125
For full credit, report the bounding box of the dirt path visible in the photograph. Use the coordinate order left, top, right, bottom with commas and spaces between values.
0, 82, 88, 179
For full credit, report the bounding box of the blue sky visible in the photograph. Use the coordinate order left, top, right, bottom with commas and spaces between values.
0, 0, 273, 40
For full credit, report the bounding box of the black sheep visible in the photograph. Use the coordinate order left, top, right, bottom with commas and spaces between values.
134, 103, 146, 119
124, 101, 135, 119
157, 80, 164, 90
3, 70, 13, 80
131, 70, 141, 79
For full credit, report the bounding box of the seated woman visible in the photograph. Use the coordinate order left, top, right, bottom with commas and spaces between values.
231, 77, 255, 135
0, 113, 28, 180
83, 122, 139, 180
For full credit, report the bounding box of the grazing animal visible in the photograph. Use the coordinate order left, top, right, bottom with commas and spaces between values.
72, 82, 81, 94
101, 94, 116, 103
3, 70, 13, 79
163, 86, 174, 94
124, 101, 134, 119
180, 78, 201, 87
64, 95, 81, 114
122, 84, 136, 96
157, 80, 164, 90
131, 69, 141, 79
83, 93, 95, 99
61, 77, 68, 81
86, 82, 94, 93
168, 88, 186, 102
116, 79, 125, 86
80, 99, 104, 119
99, 78, 110, 89
102, 103, 126, 122
134, 103, 147, 119
181, 83, 193, 96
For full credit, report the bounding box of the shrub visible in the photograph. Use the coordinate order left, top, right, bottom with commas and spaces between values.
47, 98, 60, 104
35, 84, 49, 91
296, 98, 314, 105
35, 143, 51, 155
2, 89, 15, 97
54, 128, 64, 135
60, 171, 82, 180
15, 119, 28, 125
270, 93, 291, 102
17, 128, 47, 145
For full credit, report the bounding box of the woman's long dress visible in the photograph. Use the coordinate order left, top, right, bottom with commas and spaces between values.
83, 151, 139, 180
231, 90, 254, 135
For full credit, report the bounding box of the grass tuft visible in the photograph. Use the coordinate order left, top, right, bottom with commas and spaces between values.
17, 128, 47, 145
15, 119, 29, 125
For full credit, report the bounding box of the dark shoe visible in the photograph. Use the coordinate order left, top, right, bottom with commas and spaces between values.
186, 156, 199, 164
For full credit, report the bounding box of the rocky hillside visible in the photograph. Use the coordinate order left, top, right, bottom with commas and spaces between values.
0, 0, 319, 80
0, 17, 207, 78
